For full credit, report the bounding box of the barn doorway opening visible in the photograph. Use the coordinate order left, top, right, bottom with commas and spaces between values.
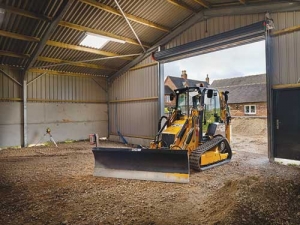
163, 40, 268, 157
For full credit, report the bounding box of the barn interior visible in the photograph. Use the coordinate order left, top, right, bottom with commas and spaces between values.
0, 0, 300, 224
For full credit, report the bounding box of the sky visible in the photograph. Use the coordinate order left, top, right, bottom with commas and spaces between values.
164, 40, 266, 84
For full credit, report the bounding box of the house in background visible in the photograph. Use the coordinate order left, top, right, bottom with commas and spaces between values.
164, 70, 209, 108
210, 74, 267, 117
164, 85, 175, 109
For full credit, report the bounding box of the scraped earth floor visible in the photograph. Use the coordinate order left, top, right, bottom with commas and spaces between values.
0, 118, 300, 225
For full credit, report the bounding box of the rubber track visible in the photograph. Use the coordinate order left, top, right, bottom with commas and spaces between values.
190, 135, 232, 171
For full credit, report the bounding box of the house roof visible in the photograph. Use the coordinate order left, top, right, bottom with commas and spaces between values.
165, 85, 174, 95
167, 76, 209, 89
210, 74, 266, 103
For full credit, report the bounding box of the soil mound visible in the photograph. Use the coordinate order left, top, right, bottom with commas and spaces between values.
232, 117, 267, 136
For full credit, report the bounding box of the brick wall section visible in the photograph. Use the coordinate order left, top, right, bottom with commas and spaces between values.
165, 77, 179, 91
164, 76, 178, 107
229, 102, 267, 117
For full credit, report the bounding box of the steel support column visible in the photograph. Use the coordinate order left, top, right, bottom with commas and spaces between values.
107, 78, 110, 139
266, 29, 274, 161
158, 55, 165, 119
23, 77, 27, 147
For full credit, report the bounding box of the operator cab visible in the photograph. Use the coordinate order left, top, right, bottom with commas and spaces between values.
174, 87, 204, 119
173, 87, 223, 141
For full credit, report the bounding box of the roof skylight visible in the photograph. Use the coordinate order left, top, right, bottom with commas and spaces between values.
80, 33, 125, 49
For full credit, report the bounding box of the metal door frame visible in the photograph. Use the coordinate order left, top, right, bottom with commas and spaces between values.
271, 86, 300, 165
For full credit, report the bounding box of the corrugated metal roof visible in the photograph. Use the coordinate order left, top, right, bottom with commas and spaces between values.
0, 0, 271, 77
116, 0, 192, 28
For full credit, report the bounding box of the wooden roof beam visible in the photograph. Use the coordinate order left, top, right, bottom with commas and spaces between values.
0, 50, 30, 59
59, 21, 150, 48
37, 56, 117, 71
0, 30, 134, 60
25, 0, 73, 71
46, 40, 134, 60
28, 68, 107, 78
167, 0, 197, 12
0, 3, 52, 22
271, 24, 300, 36
239, 0, 247, 5
193, 0, 210, 9
0, 30, 40, 42
0, 4, 151, 48
80, 0, 170, 32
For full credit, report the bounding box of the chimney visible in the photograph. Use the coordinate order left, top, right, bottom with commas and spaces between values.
206, 74, 209, 84
181, 70, 187, 80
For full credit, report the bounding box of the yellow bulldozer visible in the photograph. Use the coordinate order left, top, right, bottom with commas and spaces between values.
92, 86, 232, 183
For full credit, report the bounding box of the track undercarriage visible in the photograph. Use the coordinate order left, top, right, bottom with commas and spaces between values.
190, 135, 232, 171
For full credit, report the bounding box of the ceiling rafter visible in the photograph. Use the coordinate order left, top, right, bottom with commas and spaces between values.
167, 0, 197, 12
0, 31, 135, 60
28, 68, 107, 78
0, 3, 52, 22
58, 21, 150, 48
239, 0, 247, 5
0, 30, 40, 42
192, 0, 210, 9
0, 4, 150, 48
36, 56, 117, 71
25, 0, 73, 71
0, 50, 30, 59
46, 40, 134, 60
79, 0, 170, 32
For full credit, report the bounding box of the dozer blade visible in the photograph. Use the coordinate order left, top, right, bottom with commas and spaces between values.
92, 147, 189, 183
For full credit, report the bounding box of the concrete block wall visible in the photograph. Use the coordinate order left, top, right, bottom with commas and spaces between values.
0, 67, 108, 148
27, 102, 108, 145
0, 102, 108, 148
0, 102, 23, 147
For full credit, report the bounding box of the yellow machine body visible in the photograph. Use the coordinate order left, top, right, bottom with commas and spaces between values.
200, 148, 229, 166
93, 87, 232, 183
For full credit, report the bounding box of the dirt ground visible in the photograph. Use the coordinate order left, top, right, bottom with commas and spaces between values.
0, 118, 300, 225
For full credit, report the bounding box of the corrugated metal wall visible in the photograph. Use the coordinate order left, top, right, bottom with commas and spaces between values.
26, 72, 106, 102
166, 14, 266, 49
0, 67, 23, 147
0, 66, 22, 99
109, 56, 158, 145
268, 11, 300, 160
270, 11, 300, 85
0, 66, 108, 147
